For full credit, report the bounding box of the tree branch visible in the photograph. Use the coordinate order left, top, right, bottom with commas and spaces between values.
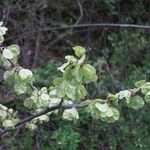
5, 23, 150, 42
0, 87, 139, 138
41, 23, 150, 31
0, 102, 87, 138
0, 86, 139, 138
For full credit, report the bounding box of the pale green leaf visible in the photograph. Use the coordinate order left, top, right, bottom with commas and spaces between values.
0, 27, 8, 35
63, 108, 79, 121
65, 55, 77, 64
135, 80, 146, 88
73, 46, 86, 58
40, 93, 50, 101
7, 44, 20, 56
76, 85, 87, 100
15, 82, 27, 94
18, 69, 33, 80
111, 107, 120, 120
38, 115, 49, 122
145, 91, 150, 103
0, 35, 4, 44
4, 70, 15, 82
141, 82, 150, 95
3, 48, 14, 59
106, 108, 113, 117
107, 93, 118, 102
81, 64, 97, 83
24, 98, 34, 109
95, 103, 109, 112
129, 95, 145, 110
2, 119, 14, 128
65, 83, 76, 100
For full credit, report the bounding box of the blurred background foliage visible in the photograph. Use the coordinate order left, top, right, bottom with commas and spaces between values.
0, 0, 150, 149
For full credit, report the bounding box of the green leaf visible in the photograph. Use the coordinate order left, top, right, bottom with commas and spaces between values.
1, 56, 11, 68
63, 108, 79, 121
56, 84, 66, 98
135, 80, 146, 88
65, 55, 77, 64
73, 46, 86, 58
2, 119, 14, 128
0, 104, 8, 111
53, 77, 63, 86
58, 62, 69, 72
129, 95, 145, 110
145, 91, 150, 103
40, 87, 48, 93
80, 99, 92, 107
76, 85, 87, 100
50, 97, 61, 106
40, 93, 50, 101
111, 107, 120, 121
73, 65, 82, 82
4, 70, 15, 82
63, 65, 73, 81
24, 98, 34, 109
116, 90, 131, 103
38, 115, 49, 122
81, 64, 97, 83
107, 93, 118, 102
0, 26, 8, 35
141, 82, 150, 95
106, 108, 113, 117
7, 44, 20, 56
18, 69, 33, 80
15, 82, 27, 94
37, 89, 51, 107
65, 82, 76, 100
100, 112, 107, 118
3, 48, 14, 59
31, 90, 39, 103
95, 103, 109, 112
0, 35, 4, 44
56, 80, 68, 97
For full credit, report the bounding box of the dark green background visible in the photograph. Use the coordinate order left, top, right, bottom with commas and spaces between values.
0, 0, 150, 149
